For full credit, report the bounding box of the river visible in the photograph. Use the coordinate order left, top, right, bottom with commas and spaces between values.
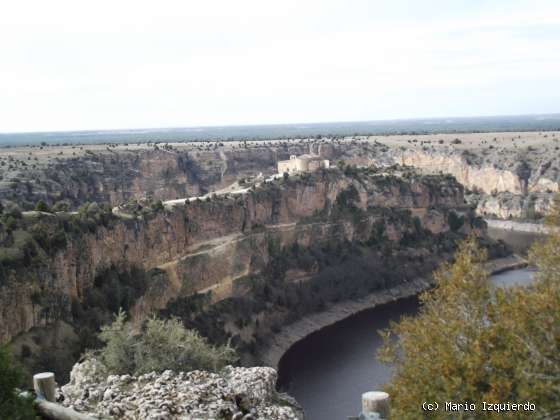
277, 267, 535, 420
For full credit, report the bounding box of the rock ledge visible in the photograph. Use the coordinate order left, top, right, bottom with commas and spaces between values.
60, 359, 302, 420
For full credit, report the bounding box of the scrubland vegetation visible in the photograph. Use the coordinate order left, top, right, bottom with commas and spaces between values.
0, 345, 36, 419
92, 310, 236, 376
0, 201, 114, 275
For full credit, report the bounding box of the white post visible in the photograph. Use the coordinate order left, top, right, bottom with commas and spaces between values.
362, 391, 390, 419
33, 372, 56, 402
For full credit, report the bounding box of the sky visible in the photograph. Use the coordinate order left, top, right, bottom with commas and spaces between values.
1, 0, 559, 133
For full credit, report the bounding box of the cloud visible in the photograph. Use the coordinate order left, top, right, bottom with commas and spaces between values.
0, 0, 559, 131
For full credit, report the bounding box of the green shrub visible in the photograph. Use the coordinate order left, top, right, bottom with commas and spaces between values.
0, 345, 36, 420
447, 210, 464, 232
4, 203, 22, 219
34, 201, 50, 213
51, 201, 70, 212
335, 185, 359, 209
3, 216, 19, 231
95, 310, 237, 375
151, 200, 164, 212
0, 247, 25, 267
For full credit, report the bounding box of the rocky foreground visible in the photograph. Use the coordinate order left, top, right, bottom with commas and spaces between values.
59, 359, 302, 420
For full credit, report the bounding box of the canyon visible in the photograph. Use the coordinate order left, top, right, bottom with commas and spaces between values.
0, 131, 557, 404
1, 131, 558, 220
1, 165, 486, 377
3, 167, 467, 335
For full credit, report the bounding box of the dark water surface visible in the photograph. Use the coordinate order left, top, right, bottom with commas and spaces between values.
277, 269, 534, 420
491, 267, 535, 288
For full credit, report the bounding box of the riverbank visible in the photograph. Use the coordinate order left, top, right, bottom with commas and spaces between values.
485, 219, 556, 234
485, 254, 528, 274
262, 255, 526, 369
277, 264, 534, 420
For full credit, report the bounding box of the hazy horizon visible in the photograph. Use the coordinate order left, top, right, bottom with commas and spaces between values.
1, 113, 559, 146
1, 111, 560, 136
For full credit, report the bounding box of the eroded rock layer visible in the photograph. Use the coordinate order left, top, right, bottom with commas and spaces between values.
1, 168, 469, 344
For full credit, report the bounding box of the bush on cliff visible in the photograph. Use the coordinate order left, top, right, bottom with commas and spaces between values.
379, 203, 560, 418
446, 210, 464, 232
34, 200, 51, 213
0, 201, 117, 281
93, 310, 237, 376
0, 345, 36, 420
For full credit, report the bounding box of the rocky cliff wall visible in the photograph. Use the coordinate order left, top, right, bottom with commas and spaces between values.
3, 139, 558, 223
475, 192, 556, 220
0, 169, 468, 344
0, 144, 335, 209
400, 150, 559, 195
396, 149, 560, 221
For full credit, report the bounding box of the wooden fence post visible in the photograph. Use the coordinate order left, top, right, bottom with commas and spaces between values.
362, 391, 390, 419
34, 372, 56, 402
32, 372, 97, 420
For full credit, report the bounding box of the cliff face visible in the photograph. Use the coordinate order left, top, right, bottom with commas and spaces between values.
0, 145, 326, 208
400, 150, 559, 195
0, 169, 467, 343
475, 192, 556, 220
3, 137, 558, 223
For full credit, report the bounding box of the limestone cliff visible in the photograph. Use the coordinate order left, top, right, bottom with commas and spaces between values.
400, 150, 559, 195
0, 168, 469, 344
0, 144, 324, 209
3, 137, 558, 223
475, 192, 556, 220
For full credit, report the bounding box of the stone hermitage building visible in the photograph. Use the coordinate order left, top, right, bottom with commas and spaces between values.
277, 154, 330, 174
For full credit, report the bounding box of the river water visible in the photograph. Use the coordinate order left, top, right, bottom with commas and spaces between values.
277, 268, 535, 420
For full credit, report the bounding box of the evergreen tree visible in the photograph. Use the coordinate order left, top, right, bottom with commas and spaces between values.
379, 200, 560, 418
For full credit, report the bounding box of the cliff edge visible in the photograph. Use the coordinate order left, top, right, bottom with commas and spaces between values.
59, 358, 302, 420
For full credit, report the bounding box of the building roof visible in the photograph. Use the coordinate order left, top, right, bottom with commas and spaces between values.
297, 153, 322, 160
